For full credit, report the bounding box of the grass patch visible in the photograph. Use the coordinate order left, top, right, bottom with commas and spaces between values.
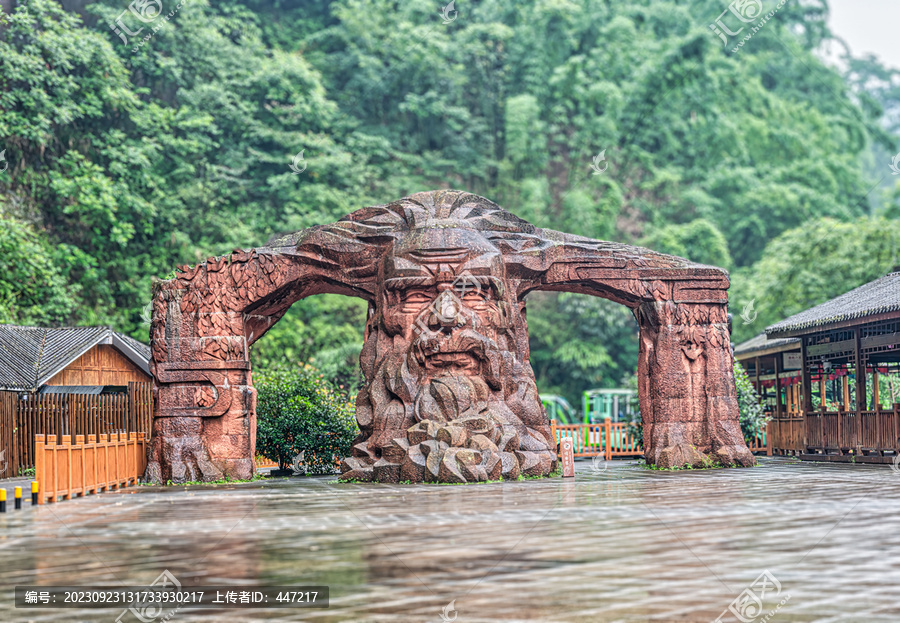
140, 473, 268, 487
636, 453, 732, 471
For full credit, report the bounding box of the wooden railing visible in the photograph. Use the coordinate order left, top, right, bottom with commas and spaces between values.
549, 419, 773, 460
803, 405, 900, 454
34, 433, 147, 504
608, 422, 643, 458
0, 382, 152, 474
550, 420, 643, 460
255, 456, 279, 470
746, 427, 768, 454
767, 414, 804, 455
0, 392, 15, 479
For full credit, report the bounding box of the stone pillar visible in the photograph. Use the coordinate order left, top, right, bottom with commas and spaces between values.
146, 287, 256, 483
637, 300, 754, 468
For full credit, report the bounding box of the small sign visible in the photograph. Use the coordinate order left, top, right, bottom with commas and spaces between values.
561, 437, 575, 478
783, 352, 802, 370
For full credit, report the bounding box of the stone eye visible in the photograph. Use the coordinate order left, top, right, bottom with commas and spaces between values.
401, 291, 432, 307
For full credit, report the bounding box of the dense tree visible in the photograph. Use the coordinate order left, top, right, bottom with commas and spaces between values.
0, 215, 77, 325
730, 217, 900, 343
0, 0, 898, 407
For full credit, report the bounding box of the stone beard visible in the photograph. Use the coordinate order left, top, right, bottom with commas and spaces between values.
341, 226, 557, 483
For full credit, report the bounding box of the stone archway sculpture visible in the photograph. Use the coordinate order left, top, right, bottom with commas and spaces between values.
146, 190, 755, 484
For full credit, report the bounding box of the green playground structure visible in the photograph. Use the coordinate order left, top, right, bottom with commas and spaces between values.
541, 388, 637, 425
583, 388, 636, 424
539, 394, 578, 424
541, 389, 640, 454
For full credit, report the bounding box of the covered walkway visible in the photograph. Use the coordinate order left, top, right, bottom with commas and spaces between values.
736, 271, 900, 463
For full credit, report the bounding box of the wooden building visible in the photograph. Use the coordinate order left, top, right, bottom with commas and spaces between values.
0, 325, 150, 393
0, 326, 152, 475
736, 271, 900, 463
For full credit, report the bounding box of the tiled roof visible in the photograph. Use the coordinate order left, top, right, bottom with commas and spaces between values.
117, 332, 151, 361
0, 325, 150, 391
733, 333, 800, 357
766, 272, 900, 337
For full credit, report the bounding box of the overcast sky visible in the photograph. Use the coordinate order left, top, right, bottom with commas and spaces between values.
826, 0, 900, 69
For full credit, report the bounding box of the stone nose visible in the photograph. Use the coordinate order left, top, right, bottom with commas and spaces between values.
430, 291, 467, 329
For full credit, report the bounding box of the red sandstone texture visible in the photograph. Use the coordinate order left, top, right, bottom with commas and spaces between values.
146, 190, 755, 483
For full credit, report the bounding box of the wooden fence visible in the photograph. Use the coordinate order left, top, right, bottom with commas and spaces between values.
0, 382, 152, 475
0, 392, 15, 479
550, 420, 643, 460
34, 432, 147, 504
746, 427, 769, 455
549, 419, 772, 461
767, 413, 805, 455
804, 406, 900, 455
255, 456, 279, 470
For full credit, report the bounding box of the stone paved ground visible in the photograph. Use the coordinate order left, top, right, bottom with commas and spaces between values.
0, 476, 35, 509
0, 457, 899, 622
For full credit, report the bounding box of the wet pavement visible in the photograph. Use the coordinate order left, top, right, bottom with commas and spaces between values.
0, 477, 34, 511
0, 457, 898, 622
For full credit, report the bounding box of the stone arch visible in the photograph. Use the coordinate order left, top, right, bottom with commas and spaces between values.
146, 190, 753, 483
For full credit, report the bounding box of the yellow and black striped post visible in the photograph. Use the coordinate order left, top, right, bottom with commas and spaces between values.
14, 486, 22, 510
31, 482, 39, 506
0, 489, 6, 513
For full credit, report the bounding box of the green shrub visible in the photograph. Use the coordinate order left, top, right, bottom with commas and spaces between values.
734, 361, 768, 443
255, 365, 358, 474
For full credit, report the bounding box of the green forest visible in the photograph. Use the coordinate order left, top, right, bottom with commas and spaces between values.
1, 0, 899, 407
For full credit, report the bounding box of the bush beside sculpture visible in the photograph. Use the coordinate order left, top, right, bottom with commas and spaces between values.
734, 361, 768, 443
255, 365, 358, 474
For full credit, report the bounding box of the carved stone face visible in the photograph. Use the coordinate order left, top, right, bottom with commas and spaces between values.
342, 226, 556, 483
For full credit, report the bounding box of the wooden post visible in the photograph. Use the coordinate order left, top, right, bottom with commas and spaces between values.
855, 331, 866, 416
774, 354, 782, 420
842, 375, 849, 412
88, 434, 97, 495
110, 432, 117, 488
102, 433, 109, 491
819, 372, 826, 410
128, 432, 136, 485
801, 338, 812, 412
138, 432, 147, 476
604, 418, 612, 461
47, 435, 57, 503
800, 338, 812, 450
550, 419, 557, 456
895, 403, 899, 452
35, 434, 45, 505
76, 435, 85, 498
64, 434, 72, 502
873, 372, 880, 410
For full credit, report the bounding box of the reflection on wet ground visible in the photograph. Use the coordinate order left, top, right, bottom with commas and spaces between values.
1, 457, 899, 622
